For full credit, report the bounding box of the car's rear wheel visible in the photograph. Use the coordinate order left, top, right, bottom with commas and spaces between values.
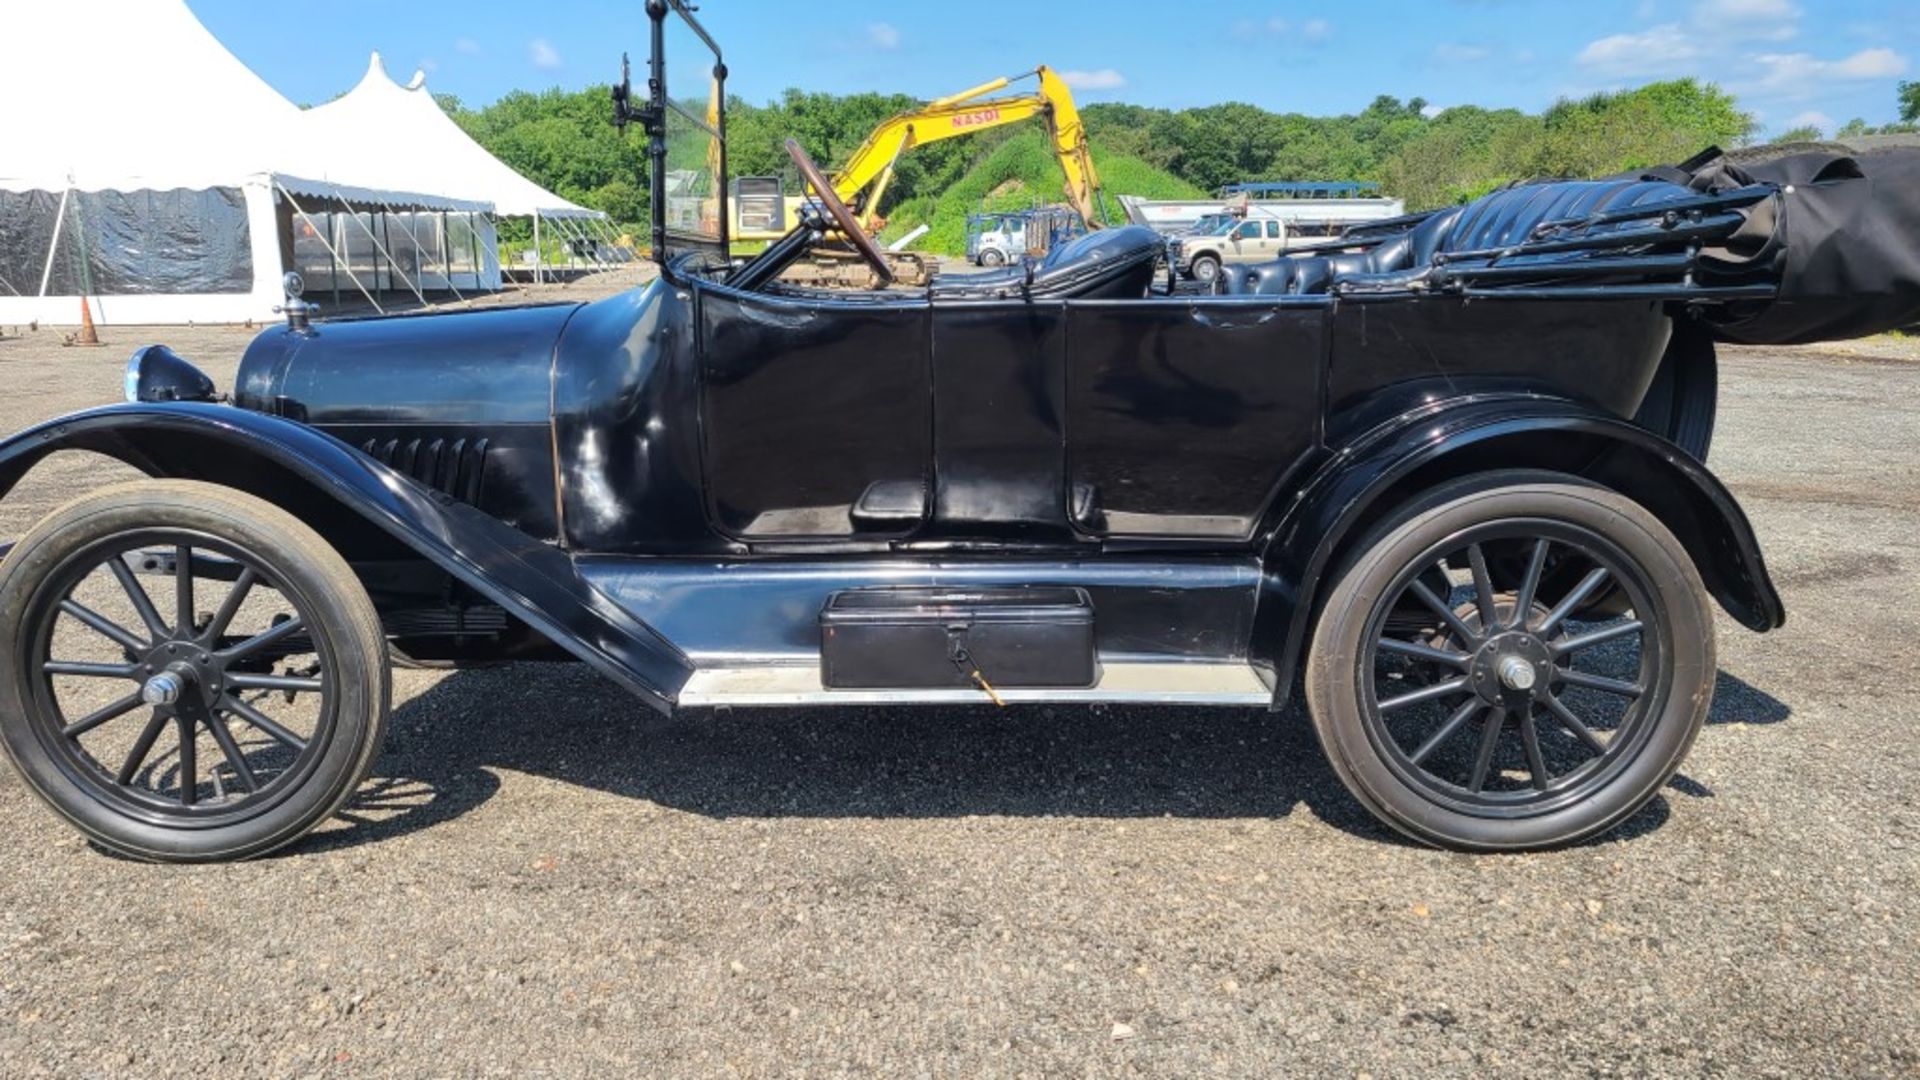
1188, 254, 1221, 284
0, 481, 390, 862
1305, 474, 1714, 851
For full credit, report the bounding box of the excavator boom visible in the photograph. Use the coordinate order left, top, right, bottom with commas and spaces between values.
825, 66, 1107, 231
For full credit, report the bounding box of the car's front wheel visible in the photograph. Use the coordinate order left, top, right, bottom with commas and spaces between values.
1305, 474, 1714, 851
0, 480, 390, 862
979, 247, 1007, 268
1188, 254, 1221, 284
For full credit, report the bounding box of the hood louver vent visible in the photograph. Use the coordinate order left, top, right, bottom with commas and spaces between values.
361, 435, 490, 504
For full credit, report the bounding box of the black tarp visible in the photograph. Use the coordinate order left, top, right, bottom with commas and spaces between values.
0, 187, 253, 298
1683, 143, 1920, 345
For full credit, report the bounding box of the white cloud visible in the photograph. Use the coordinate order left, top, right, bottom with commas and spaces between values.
1234, 15, 1331, 44
1692, 0, 1801, 41
419, 58, 439, 74
1832, 47, 1907, 77
1749, 46, 1908, 96
455, 38, 482, 56
1433, 42, 1493, 65
1059, 68, 1127, 91
1420, 103, 1446, 118
866, 22, 900, 49
528, 38, 561, 69
1785, 109, 1831, 132
1576, 24, 1701, 77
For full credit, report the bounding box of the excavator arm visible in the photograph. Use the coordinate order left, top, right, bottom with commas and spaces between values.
824, 66, 1108, 231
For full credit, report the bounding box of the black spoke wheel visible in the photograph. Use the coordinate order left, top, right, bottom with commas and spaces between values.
1306, 474, 1714, 851
0, 481, 389, 862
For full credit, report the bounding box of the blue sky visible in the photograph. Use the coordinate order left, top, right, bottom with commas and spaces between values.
191, 0, 1915, 136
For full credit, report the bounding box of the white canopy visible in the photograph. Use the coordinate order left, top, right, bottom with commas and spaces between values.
0, 0, 294, 196
0, 0, 497, 325
303, 54, 604, 220
0, 0, 484, 212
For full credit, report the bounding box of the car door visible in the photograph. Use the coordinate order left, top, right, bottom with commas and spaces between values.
926, 298, 1077, 543
1262, 218, 1285, 256
1226, 220, 1261, 263
696, 283, 933, 541
1063, 295, 1328, 540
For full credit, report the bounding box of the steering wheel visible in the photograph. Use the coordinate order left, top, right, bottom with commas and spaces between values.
785, 137, 893, 286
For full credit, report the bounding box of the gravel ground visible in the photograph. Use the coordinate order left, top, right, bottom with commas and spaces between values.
0, 299, 1914, 1077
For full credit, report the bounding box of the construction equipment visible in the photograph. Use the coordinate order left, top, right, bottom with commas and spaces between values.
734, 67, 1110, 286
834, 66, 1107, 232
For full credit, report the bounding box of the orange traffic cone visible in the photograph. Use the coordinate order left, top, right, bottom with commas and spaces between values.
75, 297, 101, 346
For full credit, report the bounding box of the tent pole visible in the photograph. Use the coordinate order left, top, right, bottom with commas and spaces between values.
381, 210, 397, 298
332, 187, 427, 307
276, 181, 382, 314
388, 203, 464, 303
551, 216, 573, 271
410, 208, 458, 299
565, 217, 595, 268
328, 210, 341, 307
422, 211, 465, 302
534, 214, 542, 286
468, 213, 483, 289
568, 217, 604, 268
37, 187, 72, 296
566, 217, 594, 267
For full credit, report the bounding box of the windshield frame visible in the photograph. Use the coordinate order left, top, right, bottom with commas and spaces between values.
647, 0, 730, 267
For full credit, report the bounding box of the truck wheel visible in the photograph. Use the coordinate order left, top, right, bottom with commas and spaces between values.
1188, 254, 1221, 284
1305, 474, 1714, 851
0, 481, 390, 862
979, 248, 1007, 268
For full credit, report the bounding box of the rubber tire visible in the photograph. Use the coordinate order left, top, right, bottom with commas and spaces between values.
979, 248, 1007, 268
1305, 475, 1715, 851
1631, 326, 1717, 461
1188, 254, 1221, 284
0, 480, 391, 863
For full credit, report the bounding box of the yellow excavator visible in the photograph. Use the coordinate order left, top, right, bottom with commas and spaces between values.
730, 66, 1109, 285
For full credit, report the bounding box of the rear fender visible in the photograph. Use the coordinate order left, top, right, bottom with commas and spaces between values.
1252, 394, 1785, 706
0, 404, 691, 712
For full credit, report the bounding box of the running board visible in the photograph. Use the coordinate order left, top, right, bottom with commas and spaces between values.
677, 662, 1273, 708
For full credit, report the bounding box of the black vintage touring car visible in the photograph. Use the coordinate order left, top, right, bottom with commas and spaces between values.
3, 2, 1918, 861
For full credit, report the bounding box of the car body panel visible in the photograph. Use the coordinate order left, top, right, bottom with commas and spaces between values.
1250, 393, 1786, 701
0, 404, 692, 712
0, 259, 1787, 713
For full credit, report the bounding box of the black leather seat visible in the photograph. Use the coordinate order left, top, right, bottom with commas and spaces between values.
1219, 178, 1697, 296
933, 224, 1164, 301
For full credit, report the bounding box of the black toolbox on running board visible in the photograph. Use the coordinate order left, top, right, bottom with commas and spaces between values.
820, 586, 1097, 689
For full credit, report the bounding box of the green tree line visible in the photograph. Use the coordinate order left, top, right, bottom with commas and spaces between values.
440, 77, 1917, 230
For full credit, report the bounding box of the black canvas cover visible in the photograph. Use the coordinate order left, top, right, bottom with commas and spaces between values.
0, 187, 253, 299
1684, 143, 1920, 345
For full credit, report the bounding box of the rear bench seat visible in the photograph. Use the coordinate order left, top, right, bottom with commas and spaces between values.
1218, 178, 1698, 296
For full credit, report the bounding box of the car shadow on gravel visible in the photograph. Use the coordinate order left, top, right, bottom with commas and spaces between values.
298, 661, 1791, 856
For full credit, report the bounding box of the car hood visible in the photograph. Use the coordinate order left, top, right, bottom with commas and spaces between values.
235, 302, 583, 426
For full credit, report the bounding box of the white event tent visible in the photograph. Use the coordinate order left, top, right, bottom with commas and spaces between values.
0, 0, 587, 326
305, 55, 617, 283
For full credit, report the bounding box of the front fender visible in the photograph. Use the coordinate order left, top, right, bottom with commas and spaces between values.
1251, 393, 1785, 705
0, 403, 691, 713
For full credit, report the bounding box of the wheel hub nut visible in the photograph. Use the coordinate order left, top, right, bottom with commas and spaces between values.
1497, 655, 1537, 692
141, 670, 186, 707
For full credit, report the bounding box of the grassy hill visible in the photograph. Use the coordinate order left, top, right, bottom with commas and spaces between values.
878, 130, 1204, 255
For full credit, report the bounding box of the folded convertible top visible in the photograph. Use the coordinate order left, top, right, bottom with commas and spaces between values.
1682, 139, 1920, 345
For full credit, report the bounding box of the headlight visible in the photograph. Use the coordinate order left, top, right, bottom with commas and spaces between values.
123, 345, 218, 404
